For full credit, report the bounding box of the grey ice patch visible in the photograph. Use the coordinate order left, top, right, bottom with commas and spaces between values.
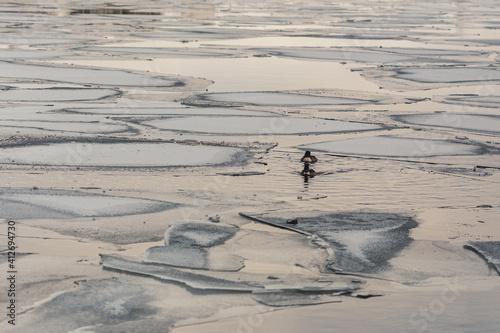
0, 88, 120, 102
0, 60, 181, 87
101, 254, 257, 292
251, 291, 342, 307
0, 142, 248, 168
0, 120, 129, 134
144, 246, 245, 271
397, 67, 500, 83
242, 212, 418, 273
0, 188, 178, 220
464, 241, 500, 275
64, 107, 271, 116
192, 92, 369, 106
442, 95, 500, 108
143, 221, 244, 271
19, 279, 157, 332
265, 47, 411, 63
140, 116, 383, 135
392, 114, 500, 134
80, 46, 234, 57
164, 221, 239, 247
299, 136, 487, 158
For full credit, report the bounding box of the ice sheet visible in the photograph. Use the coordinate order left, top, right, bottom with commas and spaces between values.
201, 92, 369, 106
0, 188, 178, 219
141, 116, 382, 135
0, 120, 128, 134
0, 88, 120, 102
464, 241, 500, 275
242, 211, 418, 273
0, 142, 246, 167
65, 107, 270, 116
300, 136, 483, 158
0, 61, 179, 87
397, 67, 500, 84
393, 114, 500, 134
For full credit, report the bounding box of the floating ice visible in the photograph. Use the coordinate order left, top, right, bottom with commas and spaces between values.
397, 67, 500, 84
464, 241, 500, 275
102, 254, 363, 293
0, 49, 65, 59
12, 279, 158, 332
81, 46, 233, 57
267, 48, 410, 63
0, 61, 179, 87
143, 222, 244, 271
252, 292, 342, 307
141, 116, 382, 135
0, 88, 120, 102
65, 107, 270, 116
0, 188, 178, 219
201, 92, 369, 106
144, 246, 244, 271
164, 221, 239, 247
300, 136, 483, 157
393, 114, 500, 134
0, 120, 129, 134
102, 254, 257, 292
242, 212, 418, 273
0, 142, 246, 167
444, 95, 500, 107
0, 38, 87, 45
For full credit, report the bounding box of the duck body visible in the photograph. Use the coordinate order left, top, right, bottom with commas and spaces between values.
301, 151, 318, 164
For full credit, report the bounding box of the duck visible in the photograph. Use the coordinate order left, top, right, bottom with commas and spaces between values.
301, 150, 318, 164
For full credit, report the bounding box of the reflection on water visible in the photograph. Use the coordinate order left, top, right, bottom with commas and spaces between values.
69, 8, 163, 16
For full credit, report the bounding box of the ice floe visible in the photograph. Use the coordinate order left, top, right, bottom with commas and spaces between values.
16, 279, 158, 332
393, 114, 500, 134
194, 92, 370, 106
0, 49, 66, 59
241, 211, 418, 273
63, 107, 270, 116
443, 95, 500, 108
299, 136, 485, 158
141, 116, 383, 135
0, 188, 178, 219
464, 241, 500, 275
397, 67, 500, 84
0, 88, 120, 102
102, 254, 258, 292
80, 46, 234, 57
0, 61, 180, 87
0, 120, 129, 134
265, 48, 411, 63
144, 221, 244, 271
0, 142, 247, 168
252, 291, 342, 307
